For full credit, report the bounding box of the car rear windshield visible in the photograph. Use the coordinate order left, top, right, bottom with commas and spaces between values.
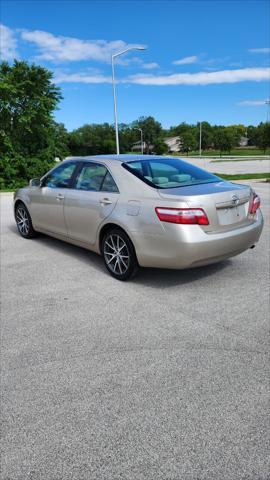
123, 158, 222, 189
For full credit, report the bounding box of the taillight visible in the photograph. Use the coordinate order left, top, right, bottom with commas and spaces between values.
155, 207, 209, 225
249, 193, 261, 214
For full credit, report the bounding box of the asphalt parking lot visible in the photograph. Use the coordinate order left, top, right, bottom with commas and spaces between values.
183, 156, 270, 175
1, 181, 269, 480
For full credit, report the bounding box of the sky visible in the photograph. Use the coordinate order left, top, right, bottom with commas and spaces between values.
1, 0, 270, 131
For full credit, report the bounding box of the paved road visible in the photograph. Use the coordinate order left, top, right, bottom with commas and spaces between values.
1, 183, 269, 480
180, 156, 270, 174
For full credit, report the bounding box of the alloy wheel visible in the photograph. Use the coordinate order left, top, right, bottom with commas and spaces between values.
16, 206, 30, 236
104, 234, 130, 275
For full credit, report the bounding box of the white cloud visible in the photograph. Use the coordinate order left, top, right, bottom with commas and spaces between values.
126, 67, 270, 86
237, 99, 269, 106
248, 48, 270, 53
0, 24, 18, 60
53, 67, 270, 87
141, 62, 159, 69
172, 55, 198, 65
54, 71, 111, 84
20, 28, 145, 63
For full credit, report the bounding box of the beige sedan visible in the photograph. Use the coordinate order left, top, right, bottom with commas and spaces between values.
14, 155, 263, 280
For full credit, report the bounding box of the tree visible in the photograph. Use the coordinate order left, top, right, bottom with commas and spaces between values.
119, 124, 138, 153
226, 125, 242, 147
0, 61, 65, 188
247, 125, 258, 146
256, 122, 270, 152
68, 123, 116, 156
132, 116, 163, 153
50, 122, 70, 159
179, 131, 197, 156
0, 61, 62, 155
195, 121, 214, 151
213, 127, 234, 156
168, 122, 194, 138
154, 138, 168, 155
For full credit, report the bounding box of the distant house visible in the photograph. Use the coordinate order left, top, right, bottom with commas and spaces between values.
164, 136, 181, 152
238, 136, 249, 147
131, 141, 153, 152
132, 135, 182, 153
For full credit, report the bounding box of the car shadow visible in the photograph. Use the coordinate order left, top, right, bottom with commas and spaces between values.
9, 224, 104, 270
9, 225, 232, 287
134, 260, 231, 288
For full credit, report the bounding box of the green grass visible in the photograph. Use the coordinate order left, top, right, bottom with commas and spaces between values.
0, 189, 15, 193
215, 173, 270, 180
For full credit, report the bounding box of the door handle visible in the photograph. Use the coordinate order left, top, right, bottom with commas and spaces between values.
99, 198, 112, 205
56, 194, 64, 200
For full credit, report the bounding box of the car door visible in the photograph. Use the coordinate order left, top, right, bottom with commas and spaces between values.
63, 162, 119, 245
29, 161, 79, 235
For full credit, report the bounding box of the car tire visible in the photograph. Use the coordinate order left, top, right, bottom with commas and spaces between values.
101, 228, 138, 280
15, 202, 37, 239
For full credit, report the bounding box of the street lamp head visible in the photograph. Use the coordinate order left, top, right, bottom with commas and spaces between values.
112, 45, 147, 59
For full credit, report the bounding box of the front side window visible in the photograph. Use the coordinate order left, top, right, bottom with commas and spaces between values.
43, 162, 77, 188
75, 163, 119, 192
123, 158, 222, 189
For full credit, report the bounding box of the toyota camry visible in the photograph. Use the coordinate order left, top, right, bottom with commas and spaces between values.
14, 155, 263, 280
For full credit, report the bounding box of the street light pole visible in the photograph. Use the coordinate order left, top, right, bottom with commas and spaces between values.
134, 127, 143, 154
199, 122, 202, 158
111, 57, 119, 155
111, 46, 146, 155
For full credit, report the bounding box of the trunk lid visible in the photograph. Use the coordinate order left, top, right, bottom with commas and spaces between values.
157, 180, 253, 233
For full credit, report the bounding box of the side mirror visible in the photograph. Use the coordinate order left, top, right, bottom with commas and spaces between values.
29, 178, 41, 187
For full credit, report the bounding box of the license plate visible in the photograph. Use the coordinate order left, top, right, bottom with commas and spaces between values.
217, 204, 247, 225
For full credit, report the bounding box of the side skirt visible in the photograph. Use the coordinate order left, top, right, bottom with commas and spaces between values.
34, 226, 100, 254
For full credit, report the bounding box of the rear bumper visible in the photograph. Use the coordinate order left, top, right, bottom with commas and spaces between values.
133, 210, 264, 269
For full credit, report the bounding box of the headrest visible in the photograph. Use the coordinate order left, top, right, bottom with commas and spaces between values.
152, 177, 169, 184
170, 174, 192, 182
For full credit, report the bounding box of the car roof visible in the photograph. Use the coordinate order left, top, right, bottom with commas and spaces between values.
63, 154, 170, 163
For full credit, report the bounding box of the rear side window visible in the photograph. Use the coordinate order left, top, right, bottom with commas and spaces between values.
101, 171, 119, 192
123, 158, 222, 189
75, 164, 107, 191
128, 161, 143, 175
75, 163, 119, 192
